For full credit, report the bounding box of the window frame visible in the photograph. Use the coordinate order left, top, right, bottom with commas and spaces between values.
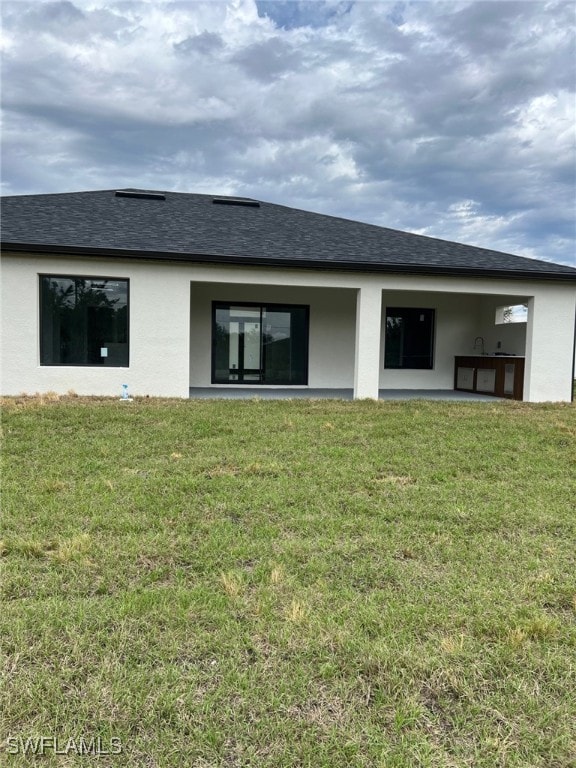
39, 274, 130, 367
494, 304, 528, 325
211, 300, 310, 385
384, 306, 435, 370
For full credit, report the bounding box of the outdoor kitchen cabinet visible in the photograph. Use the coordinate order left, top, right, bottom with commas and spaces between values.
454, 356, 525, 400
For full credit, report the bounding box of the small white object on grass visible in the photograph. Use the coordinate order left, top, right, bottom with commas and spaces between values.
120, 383, 133, 402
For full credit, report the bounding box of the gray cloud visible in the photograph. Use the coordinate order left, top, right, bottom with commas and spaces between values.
231, 37, 303, 81
18, 0, 85, 28
174, 32, 224, 56
1, 0, 574, 266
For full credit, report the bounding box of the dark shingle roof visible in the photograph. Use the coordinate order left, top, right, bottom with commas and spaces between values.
2, 189, 575, 280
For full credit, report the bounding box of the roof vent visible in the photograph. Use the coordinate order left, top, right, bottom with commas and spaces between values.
212, 197, 260, 207
115, 190, 166, 201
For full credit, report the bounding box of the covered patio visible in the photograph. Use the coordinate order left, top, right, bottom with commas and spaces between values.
189, 277, 535, 401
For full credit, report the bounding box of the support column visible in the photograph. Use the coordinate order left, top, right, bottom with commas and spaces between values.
524, 288, 576, 402
353, 284, 382, 399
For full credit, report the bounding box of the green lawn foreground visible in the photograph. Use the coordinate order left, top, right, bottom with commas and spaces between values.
1, 395, 575, 768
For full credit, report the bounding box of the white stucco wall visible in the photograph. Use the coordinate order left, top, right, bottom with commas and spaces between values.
189, 282, 356, 388
379, 291, 482, 389
2, 252, 575, 401
524, 286, 576, 402
477, 295, 528, 356
355, 285, 383, 397
1, 254, 191, 398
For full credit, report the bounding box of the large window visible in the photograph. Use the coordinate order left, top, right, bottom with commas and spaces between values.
384, 307, 435, 369
212, 302, 309, 384
40, 276, 129, 366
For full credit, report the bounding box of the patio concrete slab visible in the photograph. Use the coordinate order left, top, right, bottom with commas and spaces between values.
189, 388, 503, 401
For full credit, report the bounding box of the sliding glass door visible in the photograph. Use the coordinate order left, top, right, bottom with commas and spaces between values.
217, 306, 262, 382
212, 303, 309, 384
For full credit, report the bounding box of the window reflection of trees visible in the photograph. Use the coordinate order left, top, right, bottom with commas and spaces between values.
41, 278, 128, 365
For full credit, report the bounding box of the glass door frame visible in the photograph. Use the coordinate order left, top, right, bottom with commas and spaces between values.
211, 301, 310, 385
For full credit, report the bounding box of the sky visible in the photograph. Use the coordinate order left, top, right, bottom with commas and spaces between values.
1, 0, 575, 267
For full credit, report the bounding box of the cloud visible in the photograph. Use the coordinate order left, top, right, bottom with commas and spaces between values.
1, 0, 574, 266
174, 31, 224, 56
231, 37, 302, 81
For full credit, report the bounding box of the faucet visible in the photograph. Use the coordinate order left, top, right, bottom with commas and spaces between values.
473, 336, 485, 355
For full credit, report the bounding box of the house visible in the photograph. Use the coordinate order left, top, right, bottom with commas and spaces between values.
1, 189, 575, 401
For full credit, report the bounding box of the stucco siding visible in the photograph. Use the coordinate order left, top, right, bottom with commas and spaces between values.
477, 295, 529, 356
1, 254, 191, 398
379, 292, 482, 389
524, 287, 576, 402
1, 253, 574, 401
189, 283, 356, 388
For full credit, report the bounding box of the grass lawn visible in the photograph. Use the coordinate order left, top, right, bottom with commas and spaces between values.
1, 395, 575, 767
